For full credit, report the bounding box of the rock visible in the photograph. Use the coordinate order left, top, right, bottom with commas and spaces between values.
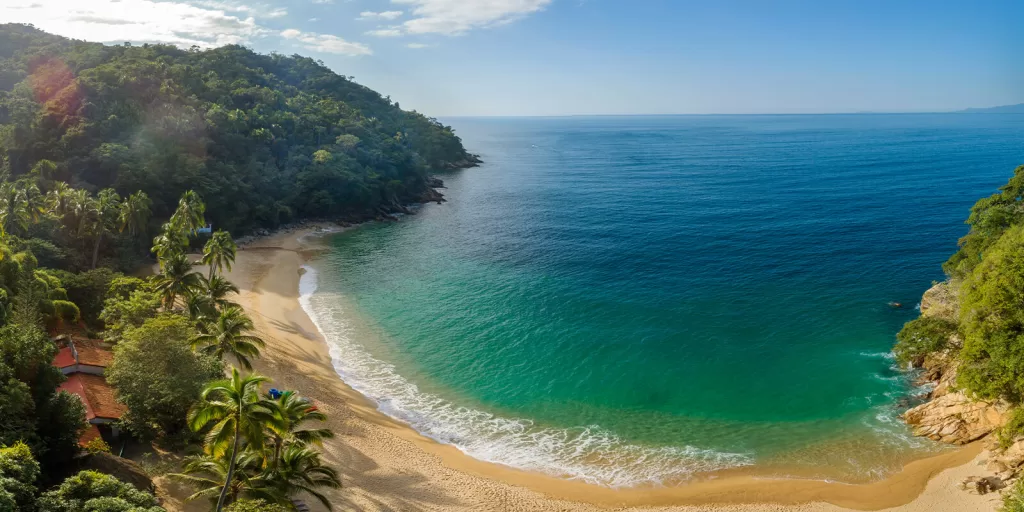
920, 281, 959, 321
904, 391, 1011, 444
959, 475, 1002, 494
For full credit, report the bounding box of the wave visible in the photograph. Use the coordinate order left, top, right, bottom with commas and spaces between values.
297, 265, 752, 487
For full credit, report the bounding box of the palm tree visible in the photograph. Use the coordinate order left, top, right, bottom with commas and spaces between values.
173, 450, 281, 507
0, 182, 29, 238
151, 222, 188, 260
46, 181, 74, 222
119, 190, 152, 240
262, 391, 333, 470
191, 306, 265, 370
85, 188, 121, 268
188, 370, 272, 512
202, 230, 237, 279
264, 444, 341, 510
171, 190, 206, 236
153, 252, 203, 308
204, 274, 240, 309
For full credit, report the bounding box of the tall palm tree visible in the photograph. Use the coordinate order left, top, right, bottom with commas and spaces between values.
119, 190, 152, 239
153, 252, 203, 308
22, 182, 47, 225
173, 450, 281, 507
188, 370, 272, 512
85, 188, 121, 268
264, 444, 341, 510
191, 306, 265, 370
151, 222, 188, 260
262, 391, 333, 470
203, 274, 240, 309
171, 190, 206, 236
202, 230, 237, 279
0, 182, 29, 238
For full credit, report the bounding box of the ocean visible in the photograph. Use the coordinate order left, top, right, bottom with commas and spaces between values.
299, 114, 1024, 487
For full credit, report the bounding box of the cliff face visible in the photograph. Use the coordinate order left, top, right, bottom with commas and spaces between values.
902, 282, 1011, 445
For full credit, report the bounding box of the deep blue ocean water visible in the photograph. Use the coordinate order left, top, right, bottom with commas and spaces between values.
300, 114, 1024, 487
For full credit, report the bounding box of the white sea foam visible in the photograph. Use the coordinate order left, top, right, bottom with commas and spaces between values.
297, 265, 752, 487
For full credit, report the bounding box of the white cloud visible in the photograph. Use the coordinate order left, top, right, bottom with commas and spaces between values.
365, 27, 403, 37
358, 10, 404, 21
393, 0, 550, 36
312, 0, 334, 3
406, 43, 432, 49
281, 29, 372, 56
0, 0, 270, 47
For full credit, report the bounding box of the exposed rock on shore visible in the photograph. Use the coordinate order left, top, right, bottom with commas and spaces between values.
904, 390, 1011, 444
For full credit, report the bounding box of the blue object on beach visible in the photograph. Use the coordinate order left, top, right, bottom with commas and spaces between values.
269, 388, 281, 399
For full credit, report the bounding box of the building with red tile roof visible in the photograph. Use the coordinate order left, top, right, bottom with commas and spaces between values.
51, 336, 124, 446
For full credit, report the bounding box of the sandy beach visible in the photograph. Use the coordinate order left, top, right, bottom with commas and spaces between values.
161, 224, 1001, 512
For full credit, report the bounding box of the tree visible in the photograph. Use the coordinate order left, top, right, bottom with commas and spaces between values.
119, 191, 152, 239
202, 230, 236, 279
84, 189, 121, 269
98, 286, 161, 343
106, 314, 223, 440
152, 252, 202, 309
171, 190, 206, 237
262, 391, 333, 470
265, 444, 341, 510
191, 307, 265, 371
187, 370, 271, 512
173, 451, 276, 507
202, 275, 240, 310
0, 183, 29, 239
0, 442, 40, 512
36, 470, 165, 512
958, 224, 1024, 402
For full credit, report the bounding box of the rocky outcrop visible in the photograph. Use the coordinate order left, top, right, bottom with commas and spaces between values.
904, 390, 1011, 444
920, 281, 958, 321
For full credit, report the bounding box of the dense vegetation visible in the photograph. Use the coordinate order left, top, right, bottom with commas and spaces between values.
0, 23, 476, 239
0, 23, 480, 512
893, 164, 1024, 510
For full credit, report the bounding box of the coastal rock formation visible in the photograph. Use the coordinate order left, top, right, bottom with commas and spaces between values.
919, 281, 958, 320
903, 390, 1011, 444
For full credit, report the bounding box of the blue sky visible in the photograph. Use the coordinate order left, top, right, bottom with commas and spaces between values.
3, 0, 1022, 116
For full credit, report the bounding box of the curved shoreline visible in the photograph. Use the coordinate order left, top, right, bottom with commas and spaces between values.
216, 224, 998, 511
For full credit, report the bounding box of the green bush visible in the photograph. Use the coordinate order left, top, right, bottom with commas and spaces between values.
1003, 476, 1024, 512
893, 316, 958, 366
0, 442, 40, 512
958, 224, 1024, 402
225, 499, 292, 512
36, 470, 165, 512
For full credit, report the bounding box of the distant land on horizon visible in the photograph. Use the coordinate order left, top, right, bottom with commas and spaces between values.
958, 103, 1024, 114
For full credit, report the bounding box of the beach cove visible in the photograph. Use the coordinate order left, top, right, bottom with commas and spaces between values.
149, 224, 999, 512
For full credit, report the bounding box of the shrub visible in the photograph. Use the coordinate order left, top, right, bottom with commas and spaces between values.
1003, 476, 1024, 512
83, 438, 111, 456
0, 442, 40, 512
225, 499, 292, 512
893, 316, 958, 366
36, 470, 165, 512
958, 225, 1024, 402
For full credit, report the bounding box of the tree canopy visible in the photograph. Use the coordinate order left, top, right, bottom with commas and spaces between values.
0, 24, 476, 234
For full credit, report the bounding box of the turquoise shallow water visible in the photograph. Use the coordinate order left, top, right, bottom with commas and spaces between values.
300, 114, 1024, 487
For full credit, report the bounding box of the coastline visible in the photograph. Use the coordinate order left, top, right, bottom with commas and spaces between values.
180, 223, 1000, 511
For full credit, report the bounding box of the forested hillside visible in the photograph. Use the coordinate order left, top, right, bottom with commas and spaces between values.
0, 24, 477, 234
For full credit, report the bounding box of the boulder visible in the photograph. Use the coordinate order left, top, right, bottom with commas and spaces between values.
904, 391, 1011, 444
959, 475, 1003, 494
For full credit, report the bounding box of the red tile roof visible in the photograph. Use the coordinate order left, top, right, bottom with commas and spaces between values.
58, 374, 126, 421
75, 344, 113, 368
79, 424, 102, 447
53, 346, 76, 369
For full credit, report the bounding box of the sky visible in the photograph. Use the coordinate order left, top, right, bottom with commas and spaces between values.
2, 0, 1022, 116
